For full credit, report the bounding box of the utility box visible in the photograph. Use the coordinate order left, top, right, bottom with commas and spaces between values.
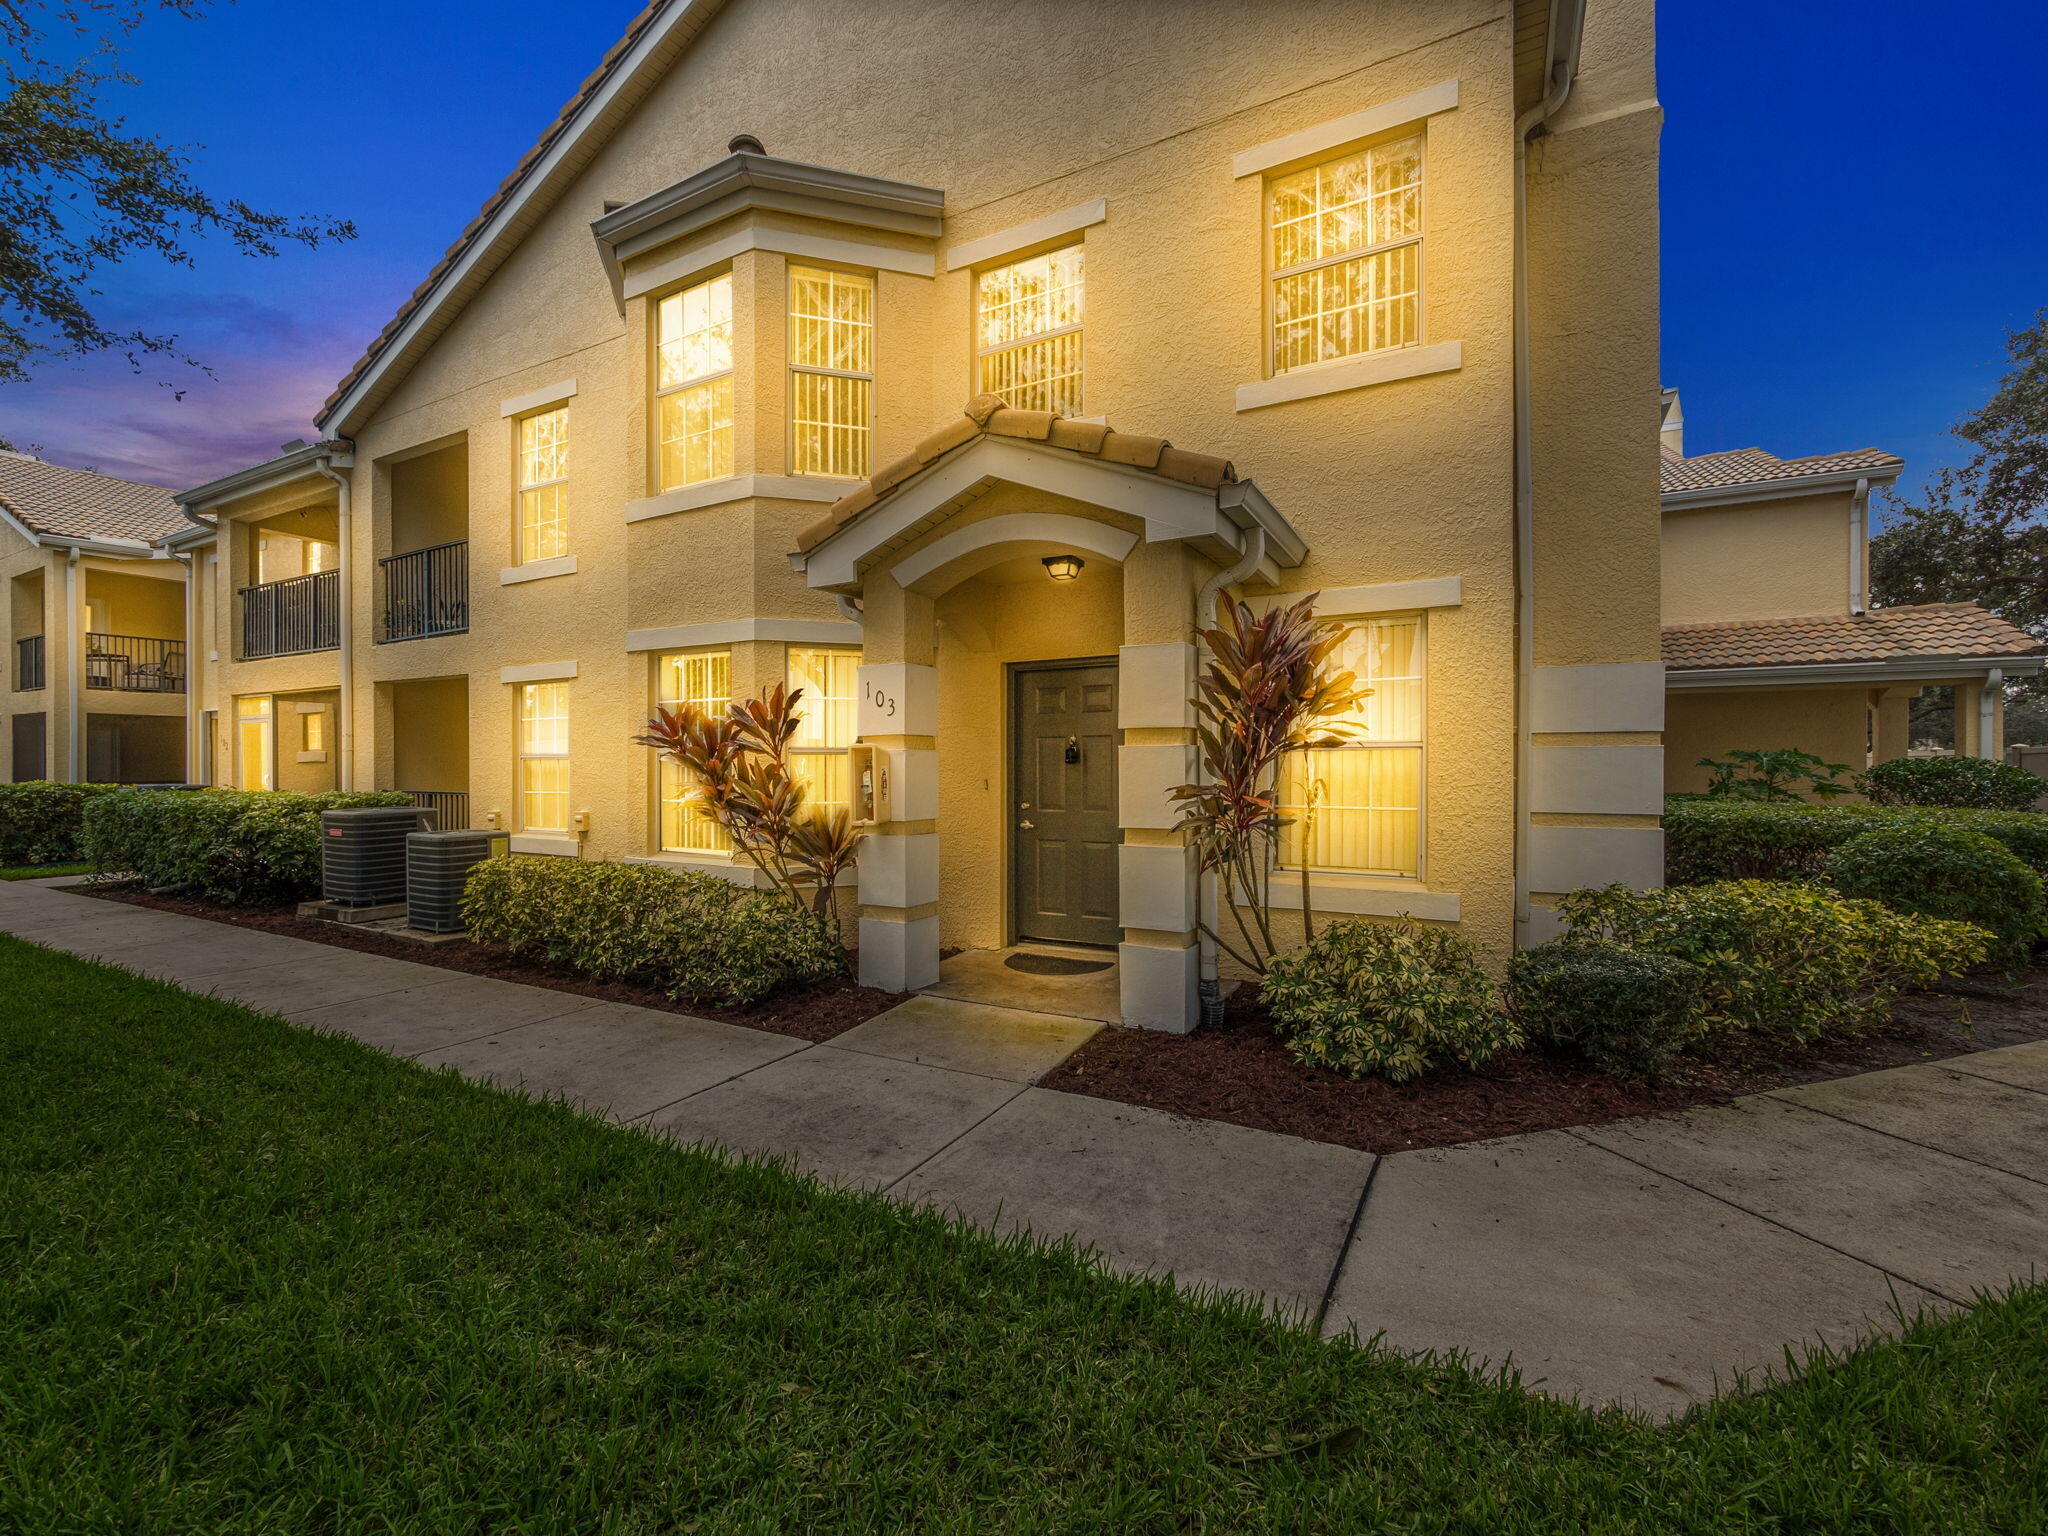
406, 829, 505, 933
320, 805, 437, 906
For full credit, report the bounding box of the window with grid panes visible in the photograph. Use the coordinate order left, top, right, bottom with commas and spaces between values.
1268, 135, 1422, 374
1278, 616, 1422, 877
788, 266, 873, 478
656, 273, 735, 490
655, 649, 731, 853
976, 247, 1083, 416
787, 647, 859, 820
516, 407, 568, 563
517, 682, 570, 833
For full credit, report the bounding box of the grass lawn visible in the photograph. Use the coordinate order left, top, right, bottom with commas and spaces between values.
3, 935, 2044, 1534
0, 863, 89, 881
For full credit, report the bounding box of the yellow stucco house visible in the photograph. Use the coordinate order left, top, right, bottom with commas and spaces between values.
0, 452, 193, 785
1658, 389, 2044, 789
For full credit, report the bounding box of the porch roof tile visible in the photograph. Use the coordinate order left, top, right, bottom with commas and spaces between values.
1662, 603, 2044, 671
796, 394, 1238, 552
0, 450, 187, 544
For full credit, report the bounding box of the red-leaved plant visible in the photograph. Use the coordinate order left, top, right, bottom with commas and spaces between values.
635, 683, 861, 964
1169, 593, 1368, 974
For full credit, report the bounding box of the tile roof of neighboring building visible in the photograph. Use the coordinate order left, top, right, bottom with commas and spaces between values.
1660, 444, 1903, 496
0, 451, 189, 544
796, 394, 1240, 553
1663, 603, 2044, 671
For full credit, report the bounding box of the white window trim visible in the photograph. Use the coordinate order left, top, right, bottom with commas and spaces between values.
514, 406, 569, 566
500, 554, 578, 586
1232, 78, 1459, 179
787, 644, 861, 816
499, 377, 577, 418
654, 271, 736, 494
787, 265, 875, 480
515, 681, 571, 836
1237, 340, 1461, 412
944, 198, 1106, 272
973, 247, 1085, 417
652, 646, 731, 856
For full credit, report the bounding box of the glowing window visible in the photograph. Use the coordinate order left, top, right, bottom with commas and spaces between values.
235, 694, 273, 792
516, 682, 570, 833
516, 407, 569, 563
788, 266, 873, 479
1268, 135, 1422, 374
655, 649, 731, 854
1279, 615, 1423, 878
656, 273, 735, 491
976, 247, 1083, 416
788, 646, 860, 820
301, 712, 326, 753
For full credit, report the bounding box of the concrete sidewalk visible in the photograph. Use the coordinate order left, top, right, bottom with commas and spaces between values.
5, 875, 2044, 1416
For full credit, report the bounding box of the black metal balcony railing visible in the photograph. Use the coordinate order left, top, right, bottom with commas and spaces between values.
380, 541, 469, 642
15, 634, 44, 691
238, 568, 340, 660
85, 632, 185, 693
404, 789, 470, 830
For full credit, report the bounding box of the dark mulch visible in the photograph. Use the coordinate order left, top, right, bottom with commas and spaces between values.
77, 884, 905, 1043
1044, 970, 2048, 1156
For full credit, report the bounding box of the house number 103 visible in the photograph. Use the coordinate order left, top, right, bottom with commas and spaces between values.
863, 679, 897, 718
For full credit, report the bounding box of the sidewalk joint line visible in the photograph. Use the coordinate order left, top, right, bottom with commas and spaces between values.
879, 1084, 1030, 1195
1938, 1060, 2048, 1098
1313, 1155, 1381, 1333
625, 1040, 820, 1124
1764, 1093, 2048, 1190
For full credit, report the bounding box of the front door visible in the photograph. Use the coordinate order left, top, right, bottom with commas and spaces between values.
1011, 661, 1120, 946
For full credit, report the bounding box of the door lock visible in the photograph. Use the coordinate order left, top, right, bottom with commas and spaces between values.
1064, 737, 1081, 765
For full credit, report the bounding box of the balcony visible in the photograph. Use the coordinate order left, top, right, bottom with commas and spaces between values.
239, 569, 340, 660
85, 632, 185, 693
380, 541, 469, 643
15, 634, 44, 691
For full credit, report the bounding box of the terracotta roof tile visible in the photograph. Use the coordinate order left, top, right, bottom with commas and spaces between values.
1663, 603, 2044, 671
1661, 444, 1903, 496
796, 396, 1242, 553
0, 452, 188, 544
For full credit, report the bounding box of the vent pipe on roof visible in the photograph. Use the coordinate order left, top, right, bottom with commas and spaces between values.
1848, 475, 1872, 615
728, 134, 765, 156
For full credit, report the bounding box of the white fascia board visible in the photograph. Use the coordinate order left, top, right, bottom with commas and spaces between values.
944, 199, 1106, 271
318, 0, 721, 433
1660, 467, 1902, 511
625, 618, 863, 653
1233, 78, 1459, 178
1667, 655, 2046, 689
178, 445, 342, 511
499, 660, 578, 684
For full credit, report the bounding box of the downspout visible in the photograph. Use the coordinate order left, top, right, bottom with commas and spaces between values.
177, 551, 199, 782
834, 593, 864, 623
64, 548, 81, 782
1847, 475, 1871, 614
312, 452, 354, 791
1511, 0, 1587, 944
1980, 666, 2004, 760
1194, 525, 1267, 1027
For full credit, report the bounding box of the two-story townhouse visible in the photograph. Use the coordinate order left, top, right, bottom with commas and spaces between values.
1657, 391, 2045, 787
0, 452, 193, 785
179, 0, 1665, 1028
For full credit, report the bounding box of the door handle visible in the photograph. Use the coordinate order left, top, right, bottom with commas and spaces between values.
1019, 820, 1035, 829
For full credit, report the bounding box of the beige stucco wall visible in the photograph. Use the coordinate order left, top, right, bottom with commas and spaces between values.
1662, 489, 1855, 625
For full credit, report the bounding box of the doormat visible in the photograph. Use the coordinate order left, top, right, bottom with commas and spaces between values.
1005, 952, 1113, 977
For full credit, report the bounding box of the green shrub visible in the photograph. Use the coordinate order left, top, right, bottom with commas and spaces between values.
1663, 796, 2048, 885
82, 789, 415, 906
0, 781, 128, 865
1825, 823, 2046, 965
1555, 880, 1987, 1045
1859, 755, 2044, 810
1260, 918, 1518, 1082
461, 856, 841, 1007
1504, 940, 1702, 1076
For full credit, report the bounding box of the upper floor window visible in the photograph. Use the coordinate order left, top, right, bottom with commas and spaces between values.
517, 681, 570, 833
1268, 134, 1422, 374
788, 266, 873, 479
655, 648, 730, 854
516, 407, 568, 563
788, 646, 859, 820
656, 273, 734, 491
1278, 615, 1423, 878
976, 247, 1083, 416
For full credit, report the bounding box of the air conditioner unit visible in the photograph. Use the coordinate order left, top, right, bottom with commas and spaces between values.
320, 805, 437, 906
406, 829, 506, 933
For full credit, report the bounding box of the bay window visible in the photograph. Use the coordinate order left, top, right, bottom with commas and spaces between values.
656, 273, 735, 490
1269, 134, 1422, 374
1279, 615, 1422, 878
788, 265, 873, 478
976, 246, 1083, 416
788, 646, 859, 819
655, 649, 730, 853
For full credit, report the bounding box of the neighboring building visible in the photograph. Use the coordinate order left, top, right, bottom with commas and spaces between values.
0, 452, 193, 785
1658, 390, 2044, 790
168, 0, 1668, 1026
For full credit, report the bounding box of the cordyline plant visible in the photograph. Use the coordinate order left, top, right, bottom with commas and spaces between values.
1169, 593, 1369, 974
635, 683, 861, 964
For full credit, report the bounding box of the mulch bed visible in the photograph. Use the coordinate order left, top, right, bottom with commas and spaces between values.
77, 884, 906, 1044
1044, 970, 2048, 1155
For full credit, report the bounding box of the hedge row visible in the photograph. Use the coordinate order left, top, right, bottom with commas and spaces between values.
0, 782, 131, 865
1663, 796, 2048, 885
83, 789, 415, 906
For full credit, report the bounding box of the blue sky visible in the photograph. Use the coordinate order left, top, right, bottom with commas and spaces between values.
1, 0, 2043, 498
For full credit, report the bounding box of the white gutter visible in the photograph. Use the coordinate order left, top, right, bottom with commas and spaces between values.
312, 452, 356, 791
177, 551, 200, 783
1847, 475, 1871, 614
1980, 666, 2004, 759
64, 548, 82, 782
1193, 525, 1268, 1026
1512, 0, 1587, 944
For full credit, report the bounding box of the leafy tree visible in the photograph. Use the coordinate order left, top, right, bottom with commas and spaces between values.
0, 0, 355, 386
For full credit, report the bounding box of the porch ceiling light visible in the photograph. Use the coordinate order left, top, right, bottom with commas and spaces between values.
1042, 554, 1084, 582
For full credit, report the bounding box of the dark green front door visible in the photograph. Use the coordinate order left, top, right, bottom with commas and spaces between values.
1011, 661, 1120, 946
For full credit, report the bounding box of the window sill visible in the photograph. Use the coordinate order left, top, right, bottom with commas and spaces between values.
625, 852, 772, 888
509, 833, 580, 857
500, 555, 578, 586
624, 474, 858, 524
294, 750, 327, 764
1266, 876, 1458, 922
1235, 341, 1461, 413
